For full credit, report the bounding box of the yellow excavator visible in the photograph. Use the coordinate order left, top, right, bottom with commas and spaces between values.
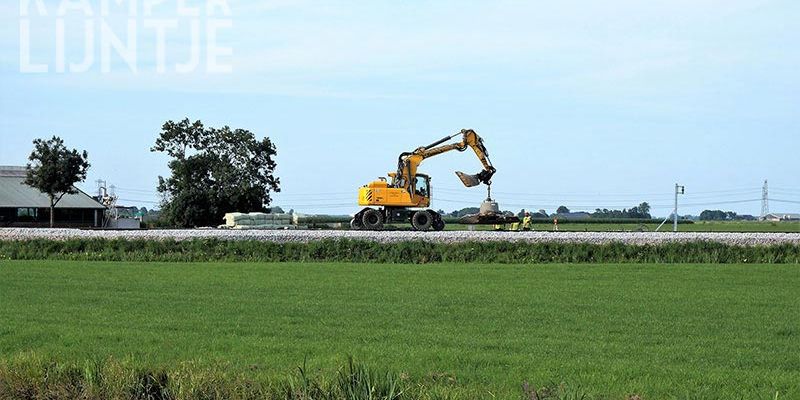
352, 129, 514, 231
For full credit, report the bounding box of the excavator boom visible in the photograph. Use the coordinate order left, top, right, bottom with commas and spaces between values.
397, 129, 496, 191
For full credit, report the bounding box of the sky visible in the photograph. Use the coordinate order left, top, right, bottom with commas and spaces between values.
1, 0, 798, 217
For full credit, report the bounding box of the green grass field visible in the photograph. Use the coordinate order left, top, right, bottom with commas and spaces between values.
1, 260, 798, 399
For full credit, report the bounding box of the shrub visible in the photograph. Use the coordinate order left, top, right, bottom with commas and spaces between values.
0, 239, 797, 264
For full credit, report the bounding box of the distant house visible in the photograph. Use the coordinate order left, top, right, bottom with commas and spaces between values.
0, 166, 106, 227
762, 213, 800, 222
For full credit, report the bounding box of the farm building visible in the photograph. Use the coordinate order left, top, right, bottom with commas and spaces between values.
762, 213, 800, 222
0, 166, 106, 227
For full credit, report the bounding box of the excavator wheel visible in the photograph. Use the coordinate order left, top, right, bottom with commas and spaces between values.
350, 209, 366, 230
432, 214, 445, 231
361, 208, 384, 230
411, 210, 433, 231
427, 209, 445, 231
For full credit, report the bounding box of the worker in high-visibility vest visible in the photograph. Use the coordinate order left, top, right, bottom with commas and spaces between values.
521, 212, 532, 231
511, 212, 533, 231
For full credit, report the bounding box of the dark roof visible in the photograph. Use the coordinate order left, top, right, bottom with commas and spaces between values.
0, 167, 105, 209
0, 166, 26, 177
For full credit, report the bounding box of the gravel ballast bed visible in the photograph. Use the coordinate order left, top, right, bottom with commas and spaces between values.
1, 228, 799, 246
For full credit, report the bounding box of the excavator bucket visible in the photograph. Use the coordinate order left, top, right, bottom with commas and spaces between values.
455, 171, 481, 187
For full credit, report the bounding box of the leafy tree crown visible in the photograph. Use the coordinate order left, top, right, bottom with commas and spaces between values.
152, 119, 280, 227
24, 136, 90, 199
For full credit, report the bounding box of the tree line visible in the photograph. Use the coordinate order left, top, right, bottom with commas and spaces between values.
446, 202, 652, 219
23, 119, 281, 228
699, 210, 757, 221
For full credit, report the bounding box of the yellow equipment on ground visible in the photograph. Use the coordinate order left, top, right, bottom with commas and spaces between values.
352, 129, 496, 231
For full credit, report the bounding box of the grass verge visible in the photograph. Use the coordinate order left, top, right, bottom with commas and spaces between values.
0, 354, 597, 400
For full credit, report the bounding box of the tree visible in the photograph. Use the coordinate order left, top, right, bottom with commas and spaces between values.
556, 205, 570, 214
591, 202, 652, 219
24, 136, 91, 227
700, 209, 740, 221
637, 202, 651, 217
152, 119, 280, 227
532, 209, 549, 218
449, 207, 480, 217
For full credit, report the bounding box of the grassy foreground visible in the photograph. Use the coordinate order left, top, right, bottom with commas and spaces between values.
0, 261, 798, 399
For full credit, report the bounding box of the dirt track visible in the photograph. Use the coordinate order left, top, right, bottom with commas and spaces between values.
2, 228, 800, 246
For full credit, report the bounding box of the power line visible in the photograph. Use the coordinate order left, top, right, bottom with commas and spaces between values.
436, 186, 762, 200
678, 199, 761, 207
438, 186, 675, 197
114, 187, 160, 194
275, 192, 353, 197
444, 192, 762, 203
111, 183, 791, 213
772, 199, 800, 204
279, 203, 353, 208
772, 189, 800, 195
433, 190, 763, 205
117, 198, 161, 204
274, 197, 354, 202
685, 187, 763, 194
432, 196, 762, 210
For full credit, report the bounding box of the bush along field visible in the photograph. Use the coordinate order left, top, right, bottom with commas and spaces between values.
1, 260, 799, 399
1, 238, 799, 263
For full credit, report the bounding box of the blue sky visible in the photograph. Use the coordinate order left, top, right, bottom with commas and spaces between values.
1, 0, 798, 217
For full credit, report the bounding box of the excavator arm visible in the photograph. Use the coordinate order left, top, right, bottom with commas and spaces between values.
395, 129, 496, 192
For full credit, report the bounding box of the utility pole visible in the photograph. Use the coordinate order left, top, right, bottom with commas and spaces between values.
673, 183, 685, 232
655, 183, 685, 232
761, 179, 769, 220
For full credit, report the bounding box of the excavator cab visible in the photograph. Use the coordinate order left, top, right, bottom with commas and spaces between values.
413, 174, 431, 198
